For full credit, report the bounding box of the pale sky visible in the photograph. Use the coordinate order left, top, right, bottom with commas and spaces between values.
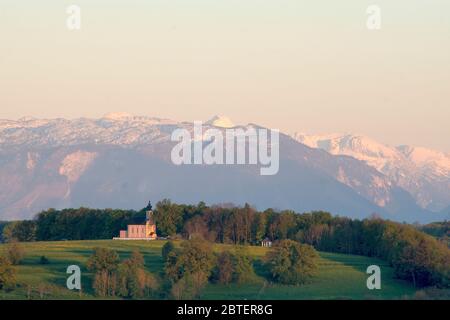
0, 0, 449, 151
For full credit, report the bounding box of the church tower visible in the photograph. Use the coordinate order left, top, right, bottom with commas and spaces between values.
145, 201, 156, 239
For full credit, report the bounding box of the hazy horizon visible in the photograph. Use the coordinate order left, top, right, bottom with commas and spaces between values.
1, 0, 449, 151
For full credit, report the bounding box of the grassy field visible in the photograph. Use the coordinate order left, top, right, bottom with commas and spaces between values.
0, 240, 417, 300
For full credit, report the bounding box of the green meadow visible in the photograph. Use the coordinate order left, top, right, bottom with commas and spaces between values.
0, 240, 416, 300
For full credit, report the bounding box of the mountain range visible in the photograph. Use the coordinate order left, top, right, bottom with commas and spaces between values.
0, 113, 448, 223
291, 132, 450, 213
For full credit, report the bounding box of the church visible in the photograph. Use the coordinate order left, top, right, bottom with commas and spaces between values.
113, 202, 157, 240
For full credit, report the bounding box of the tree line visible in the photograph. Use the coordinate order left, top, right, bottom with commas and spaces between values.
419, 221, 449, 247
1, 199, 449, 288
2, 208, 145, 242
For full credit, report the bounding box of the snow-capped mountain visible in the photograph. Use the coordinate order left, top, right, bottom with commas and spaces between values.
291, 133, 450, 212
0, 114, 447, 222
205, 115, 235, 128
0, 113, 178, 149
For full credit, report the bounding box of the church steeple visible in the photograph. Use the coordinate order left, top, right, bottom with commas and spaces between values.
145, 201, 152, 212
145, 201, 156, 239
146, 209, 154, 223
145, 200, 155, 225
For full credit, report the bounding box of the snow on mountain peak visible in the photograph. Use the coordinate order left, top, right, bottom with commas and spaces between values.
397, 145, 450, 175
102, 112, 134, 120
291, 132, 450, 211
292, 133, 399, 169
206, 115, 235, 128
398, 145, 449, 163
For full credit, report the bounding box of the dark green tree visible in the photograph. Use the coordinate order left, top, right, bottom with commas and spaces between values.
2, 221, 37, 242
212, 251, 234, 284
161, 241, 176, 262
154, 199, 183, 236
165, 239, 215, 282
265, 240, 319, 285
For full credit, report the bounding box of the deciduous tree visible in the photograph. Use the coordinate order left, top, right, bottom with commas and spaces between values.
265, 240, 318, 285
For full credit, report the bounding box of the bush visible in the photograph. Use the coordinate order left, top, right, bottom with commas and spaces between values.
165, 239, 215, 283
39, 256, 49, 265
165, 239, 215, 299
380, 221, 450, 288
171, 271, 209, 300
233, 249, 255, 283
0, 256, 16, 290
264, 240, 319, 285
212, 249, 255, 285
212, 252, 234, 284
87, 247, 120, 273
161, 241, 175, 262
6, 242, 25, 265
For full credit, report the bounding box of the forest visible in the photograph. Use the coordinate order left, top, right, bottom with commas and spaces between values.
1, 199, 449, 288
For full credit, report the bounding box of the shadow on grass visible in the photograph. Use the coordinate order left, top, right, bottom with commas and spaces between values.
20, 254, 96, 296
319, 252, 388, 274
252, 259, 270, 280
64, 247, 164, 273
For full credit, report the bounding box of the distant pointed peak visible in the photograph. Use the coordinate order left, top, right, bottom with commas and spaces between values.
205, 115, 234, 128
102, 112, 134, 120
18, 116, 38, 122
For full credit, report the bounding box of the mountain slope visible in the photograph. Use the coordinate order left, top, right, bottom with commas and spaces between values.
0, 115, 446, 222
292, 133, 450, 212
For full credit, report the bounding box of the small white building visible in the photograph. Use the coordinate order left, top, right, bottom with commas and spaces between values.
261, 238, 272, 247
